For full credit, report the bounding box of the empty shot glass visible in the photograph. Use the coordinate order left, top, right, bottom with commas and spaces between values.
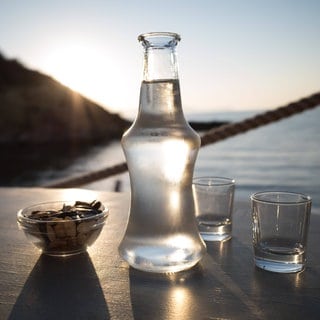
251, 191, 312, 273
193, 177, 235, 241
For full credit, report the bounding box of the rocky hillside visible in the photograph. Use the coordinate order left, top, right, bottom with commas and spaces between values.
0, 53, 130, 145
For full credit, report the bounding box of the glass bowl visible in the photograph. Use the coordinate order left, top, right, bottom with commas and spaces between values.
17, 200, 108, 256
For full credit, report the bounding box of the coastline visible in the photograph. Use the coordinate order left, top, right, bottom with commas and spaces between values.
1, 108, 319, 210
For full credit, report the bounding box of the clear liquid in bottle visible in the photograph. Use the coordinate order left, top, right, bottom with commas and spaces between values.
118, 33, 206, 273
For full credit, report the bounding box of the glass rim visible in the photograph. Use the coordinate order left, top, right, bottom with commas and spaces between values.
250, 191, 312, 205
138, 32, 181, 42
17, 200, 109, 224
193, 176, 235, 186
138, 32, 181, 49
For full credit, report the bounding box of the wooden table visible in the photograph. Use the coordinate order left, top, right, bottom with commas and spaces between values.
0, 187, 319, 320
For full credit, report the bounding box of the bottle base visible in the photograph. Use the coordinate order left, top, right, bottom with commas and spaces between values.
123, 257, 201, 273
119, 240, 205, 273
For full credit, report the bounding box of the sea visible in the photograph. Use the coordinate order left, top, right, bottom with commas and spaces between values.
1, 107, 319, 212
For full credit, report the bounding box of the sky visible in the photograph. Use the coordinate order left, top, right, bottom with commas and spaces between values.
1, 0, 319, 117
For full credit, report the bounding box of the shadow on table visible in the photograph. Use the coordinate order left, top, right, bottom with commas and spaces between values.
128, 258, 264, 319
9, 253, 109, 320
128, 239, 266, 319
205, 237, 318, 319
129, 265, 205, 320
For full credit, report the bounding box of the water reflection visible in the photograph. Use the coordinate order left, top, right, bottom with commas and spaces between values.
0, 141, 112, 186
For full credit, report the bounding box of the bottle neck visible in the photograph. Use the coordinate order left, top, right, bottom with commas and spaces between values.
139, 32, 180, 81
138, 79, 182, 117
136, 33, 186, 122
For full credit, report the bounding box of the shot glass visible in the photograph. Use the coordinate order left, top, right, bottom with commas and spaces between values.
193, 177, 235, 241
251, 191, 312, 273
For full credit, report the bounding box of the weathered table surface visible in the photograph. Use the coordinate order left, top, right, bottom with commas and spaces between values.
0, 187, 319, 320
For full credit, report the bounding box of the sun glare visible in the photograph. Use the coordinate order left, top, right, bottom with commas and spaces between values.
162, 140, 189, 183
43, 43, 118, 108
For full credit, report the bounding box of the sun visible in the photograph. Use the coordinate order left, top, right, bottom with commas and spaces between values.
40, 40, 139, 116
42, 43, 117, 108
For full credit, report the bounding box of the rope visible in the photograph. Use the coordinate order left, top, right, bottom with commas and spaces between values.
201, 91, 320, 147
46, 91, 320, 188
46, 162, 128, 188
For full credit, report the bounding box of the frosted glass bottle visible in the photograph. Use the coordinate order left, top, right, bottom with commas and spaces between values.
119, 32, 206, 273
